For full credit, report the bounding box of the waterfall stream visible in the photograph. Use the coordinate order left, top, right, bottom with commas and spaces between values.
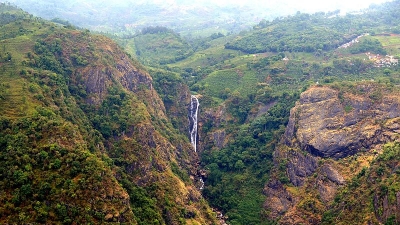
189, 95, 204, 190
188, 96, 227, 224
189, 95, 199, 152
199, 177, 204, 190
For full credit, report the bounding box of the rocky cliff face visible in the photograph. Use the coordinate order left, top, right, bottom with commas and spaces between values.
264, 83, 400, 224
198, 103, 230, 152
58, 32, 214, 224
283, 84, 400, 158
48, 31, 167, 119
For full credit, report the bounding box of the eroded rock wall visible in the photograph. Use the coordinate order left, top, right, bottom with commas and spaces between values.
265, 83, 400, 224
283, 84, 400, 158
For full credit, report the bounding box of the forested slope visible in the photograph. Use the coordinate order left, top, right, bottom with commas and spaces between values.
0, 4, 216, 224
225, 1, 400, 54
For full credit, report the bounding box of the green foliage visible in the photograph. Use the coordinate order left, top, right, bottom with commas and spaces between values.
332, 58, 374, 75
251, 53, 285, 70
134, 29, 194, 65
225, 12, 359, 54
141, 26, 171, 35
323, 142, 400, 224
210, 32, 225, 40
344, 104, 353, 113
202, 93, 298, 224
120, 178, 163, 225
171, 162, 190, 182
32, 40, 65, 74
226, 1, 400, 54
70, 53, 88, 66
196, 69, 261, 100
50, 17, 73, 27
89, 86, 144, 138
149, 68, 183, 106
0, 82, 10, 100
0, 110, 128, 223
2, 2, 400, 225
385, 215, 397, 225
321, 210, 335, 225
349, 37, 387, 55
227, 93, 252, 123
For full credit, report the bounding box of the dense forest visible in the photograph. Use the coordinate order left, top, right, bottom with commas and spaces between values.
1, 1, 400, 225
225, 2, 400, 54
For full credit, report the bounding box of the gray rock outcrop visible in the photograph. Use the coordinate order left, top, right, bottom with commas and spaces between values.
283, 84, 400, 158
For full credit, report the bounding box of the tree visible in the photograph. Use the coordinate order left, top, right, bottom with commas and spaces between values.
234, 160, 245, 171
384, 68, 392, 76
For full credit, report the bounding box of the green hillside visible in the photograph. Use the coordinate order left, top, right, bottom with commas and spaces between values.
133, 27, 193, 66
0, 4, 216, 224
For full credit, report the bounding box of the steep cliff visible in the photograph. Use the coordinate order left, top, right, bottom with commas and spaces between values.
0, 5, 216, 224
283, 84, 400, 158
265, 83, 400, 224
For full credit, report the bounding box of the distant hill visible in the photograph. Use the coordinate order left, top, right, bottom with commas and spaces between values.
5, 0, 393, 36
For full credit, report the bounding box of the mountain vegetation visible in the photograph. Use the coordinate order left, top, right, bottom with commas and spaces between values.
1, 0, 400, 225
119, 1, 400, 224
0, 3, 216, 224
133, 26, 194, 65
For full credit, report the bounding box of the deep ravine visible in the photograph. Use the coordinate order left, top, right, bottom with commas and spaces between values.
188, 96, 229, 225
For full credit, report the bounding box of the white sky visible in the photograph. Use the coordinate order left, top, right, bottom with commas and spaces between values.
210, 0, 390, 6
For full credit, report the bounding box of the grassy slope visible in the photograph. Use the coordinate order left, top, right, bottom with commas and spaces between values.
375, 34, 400, 56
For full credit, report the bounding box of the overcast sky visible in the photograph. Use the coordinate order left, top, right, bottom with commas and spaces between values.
136, 0, 392, 11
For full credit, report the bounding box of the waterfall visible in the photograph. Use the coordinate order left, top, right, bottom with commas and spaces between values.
189, 95, 199, 152
189, 95, 204, 191
199, 177, 205, 190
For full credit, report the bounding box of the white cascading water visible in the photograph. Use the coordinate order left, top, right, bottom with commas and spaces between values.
189, 95, 204, 190
189, 95, 199, 152
199, 177, 205, 190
